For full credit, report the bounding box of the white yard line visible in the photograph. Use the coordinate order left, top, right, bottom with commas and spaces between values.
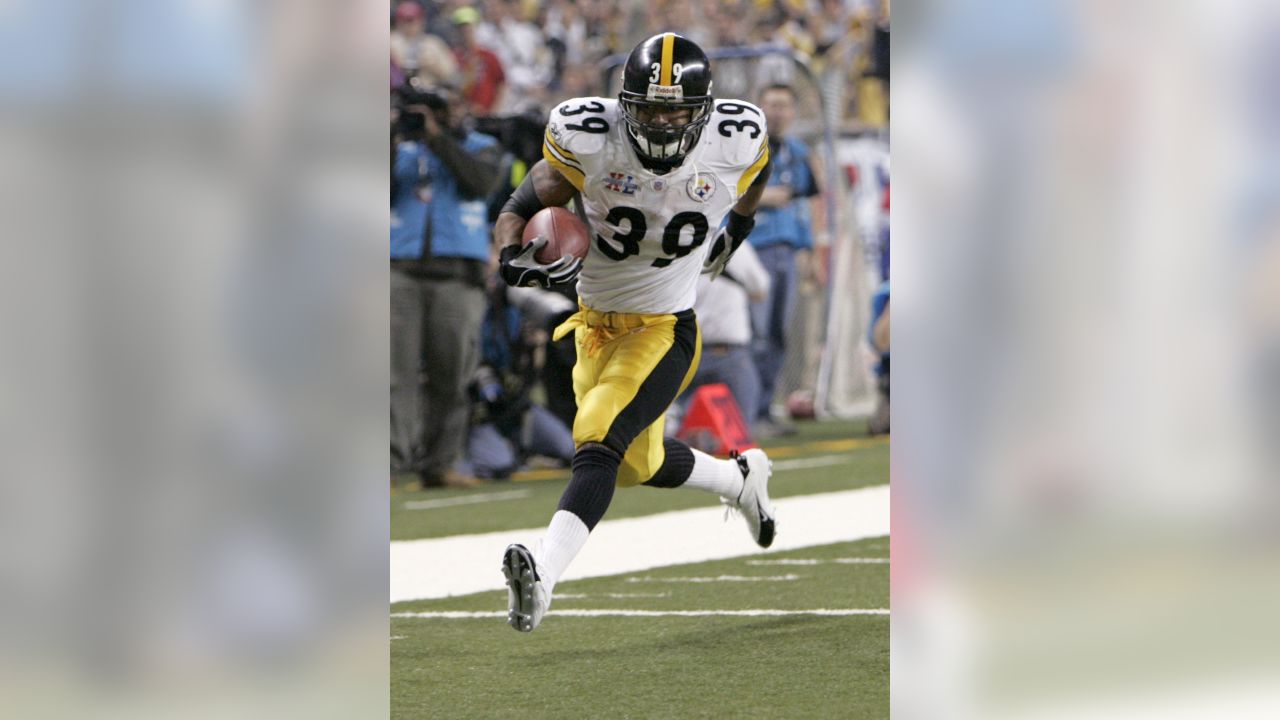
403, 489, 532, 510
626, 574, 800, 583
747, 557, 890, 566
390, 485, 889, 603
392, 609, 889, 619
770, 454, 858, 471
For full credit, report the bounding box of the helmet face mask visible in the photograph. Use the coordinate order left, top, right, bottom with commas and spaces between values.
618, 33, 713, 168
619, 96, 711, 163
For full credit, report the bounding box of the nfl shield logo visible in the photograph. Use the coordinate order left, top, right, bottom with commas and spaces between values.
686, 173, 716, 202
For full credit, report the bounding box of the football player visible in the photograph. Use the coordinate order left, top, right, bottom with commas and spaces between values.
494, 33, 776, 632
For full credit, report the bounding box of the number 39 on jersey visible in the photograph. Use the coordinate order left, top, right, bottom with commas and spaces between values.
541, 97, 768, 313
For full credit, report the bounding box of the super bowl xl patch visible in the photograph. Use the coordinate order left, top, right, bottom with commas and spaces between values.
603, 172, 638, 195
686, 173, 716, 202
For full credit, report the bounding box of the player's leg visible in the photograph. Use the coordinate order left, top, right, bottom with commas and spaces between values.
627, 337, 742, 498
506, 311, 697, 631
629, 341, 775, 547
638, 433, 777, 548
542, 312, 699, 586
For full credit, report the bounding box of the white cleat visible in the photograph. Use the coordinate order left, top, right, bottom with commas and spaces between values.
502, 543, 550, 632
727, 448, 777, 548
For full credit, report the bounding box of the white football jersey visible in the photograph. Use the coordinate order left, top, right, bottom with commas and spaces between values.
542, 97, 769, 314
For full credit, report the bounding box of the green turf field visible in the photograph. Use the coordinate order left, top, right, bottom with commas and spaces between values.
391, 419, 889, 719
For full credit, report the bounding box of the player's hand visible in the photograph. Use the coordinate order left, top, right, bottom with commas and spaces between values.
702, 228, 736, 280
499, 237, 581, 289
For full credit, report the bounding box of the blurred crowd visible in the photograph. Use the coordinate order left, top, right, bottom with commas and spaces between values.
391, 0, 889, 125
391, 0, 890, 489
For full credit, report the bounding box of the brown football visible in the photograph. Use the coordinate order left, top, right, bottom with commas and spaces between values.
523, 207, 591, 264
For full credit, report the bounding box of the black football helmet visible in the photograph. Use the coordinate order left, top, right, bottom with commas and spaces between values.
619, 33, 713, 168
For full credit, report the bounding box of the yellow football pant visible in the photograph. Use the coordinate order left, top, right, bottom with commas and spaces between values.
552, 304, 702, 487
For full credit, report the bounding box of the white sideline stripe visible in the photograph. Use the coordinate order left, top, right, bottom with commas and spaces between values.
404, 489, 532, 510
747, 557, 889, 566
770, 454, 855, 471
626, 574, 799, 583
390, 485, 889, 603
392, 609, 889, 619
556, 592, 671, 599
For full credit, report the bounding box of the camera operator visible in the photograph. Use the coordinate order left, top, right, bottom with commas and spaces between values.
461, 281, 576, 479
391, 83, 504, 488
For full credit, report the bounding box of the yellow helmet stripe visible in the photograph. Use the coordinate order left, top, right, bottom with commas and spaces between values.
660, 33, 675, 86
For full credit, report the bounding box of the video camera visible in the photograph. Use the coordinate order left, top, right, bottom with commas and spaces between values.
394, 82, 448, 111
392, 79, 450, 135
472, 112, 547, 167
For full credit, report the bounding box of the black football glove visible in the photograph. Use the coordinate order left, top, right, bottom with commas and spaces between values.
702, 210, 755, 280
499, 237, 582, 289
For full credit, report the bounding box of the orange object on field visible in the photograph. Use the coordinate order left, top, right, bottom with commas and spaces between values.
676, 383, 756, 457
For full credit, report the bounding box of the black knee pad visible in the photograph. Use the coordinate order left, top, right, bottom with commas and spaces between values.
643, 438, 695, 488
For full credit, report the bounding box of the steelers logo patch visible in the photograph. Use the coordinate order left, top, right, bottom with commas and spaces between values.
686, 173, 716, 203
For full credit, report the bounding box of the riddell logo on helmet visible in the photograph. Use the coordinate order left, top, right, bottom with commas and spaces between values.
646, 84, 684, 101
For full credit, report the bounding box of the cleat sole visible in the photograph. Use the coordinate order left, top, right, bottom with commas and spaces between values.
502, 544, 539, 632
757, 516, 775, 548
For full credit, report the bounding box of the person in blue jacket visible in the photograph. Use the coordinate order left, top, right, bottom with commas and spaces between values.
391, 83, 503, 488
749, 83, 820, 434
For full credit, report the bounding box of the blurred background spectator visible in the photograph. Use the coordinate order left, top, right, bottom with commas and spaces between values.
391, 1, 459, 88
680, 244, 772, 435
391, 0, 890, 487
461, 281, 577, 478
451, 7, 507, 116
750, 83, 821, 436
483, 1, 555, 114
390, 87, 504, 488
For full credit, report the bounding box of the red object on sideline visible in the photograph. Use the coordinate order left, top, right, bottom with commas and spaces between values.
676, 383, 756, 457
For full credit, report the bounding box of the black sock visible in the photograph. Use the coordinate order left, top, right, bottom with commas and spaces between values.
642, 438, 696, 489
557, 443, 620, 530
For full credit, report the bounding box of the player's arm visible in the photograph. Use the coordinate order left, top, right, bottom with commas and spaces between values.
494, 159, 577, 251
494, 160, 581, 288
704, 153, 772, 279
733, 159, 771, 216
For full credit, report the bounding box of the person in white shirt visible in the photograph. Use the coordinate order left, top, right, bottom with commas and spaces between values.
682, 243, 771, 430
